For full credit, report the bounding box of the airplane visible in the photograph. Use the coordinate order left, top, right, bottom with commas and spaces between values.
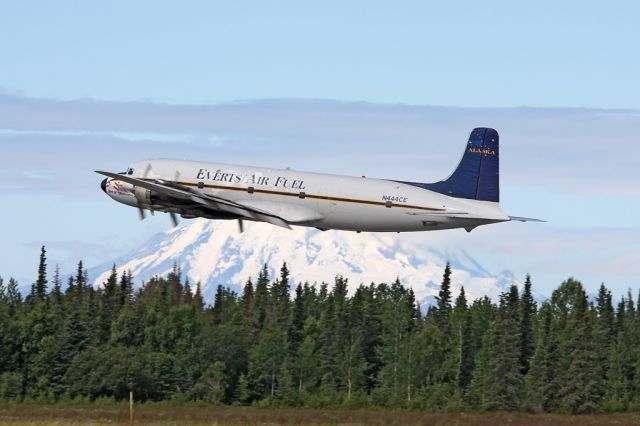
96, 127, 542, 233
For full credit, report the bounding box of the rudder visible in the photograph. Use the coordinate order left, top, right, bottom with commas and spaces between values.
398, 128, 500, 202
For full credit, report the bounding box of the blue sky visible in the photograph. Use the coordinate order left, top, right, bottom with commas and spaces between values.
2, 1, 639, 108
1, 1, 639, 296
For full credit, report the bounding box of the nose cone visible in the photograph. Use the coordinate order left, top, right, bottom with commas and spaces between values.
101, 178, 107, 193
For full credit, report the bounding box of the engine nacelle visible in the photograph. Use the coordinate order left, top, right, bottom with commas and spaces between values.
134, 186, 152, 206
104, 178, 156, 209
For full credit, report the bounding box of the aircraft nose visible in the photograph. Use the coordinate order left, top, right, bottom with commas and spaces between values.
101, 178, 107, 193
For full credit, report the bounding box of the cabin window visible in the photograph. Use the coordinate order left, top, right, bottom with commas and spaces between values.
127, 168, 134, 175
248, 187, 255, 194
299, 192, 306, 199
198, 182, 204, 189
385, 201, 393, 208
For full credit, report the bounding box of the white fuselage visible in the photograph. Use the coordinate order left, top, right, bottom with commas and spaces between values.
105, 159, 510, 232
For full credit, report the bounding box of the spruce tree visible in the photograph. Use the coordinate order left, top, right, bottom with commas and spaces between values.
289, 283, 305, 355
483, 285, 523, 411
58, 263, 92, 377
525, 302, 559, 412
469, 296, 496, 356
466, 323, 492, 409
596, 284, 615, 339
240, 278, 258, 337
98, 265, 118, 343
603, 289, 636, 411
434, 262, 452, 331
376, 279, 416, 403
255, 264, 270, 327
34, 245, 48, 304
182, 277, 193, 305
556, 279, 603, 414
457, 298, 475, 391
271, 262, 291, 328
605, 330, 631, 410
350, 283, 382, 392
118, 270, 133, 307
167, 262, 183, 305
6, 278, 22, 315
319, 276, 349, 388
212, 285, 227, 325
50, 265, 63, 309
595, 283, 615, 385
194, 282, 204, 311
0, 277, 21, 375
519, 274, 536, 374
241, 278, 254, 311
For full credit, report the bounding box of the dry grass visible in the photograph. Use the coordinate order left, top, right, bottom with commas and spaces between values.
1, 405, 640, 426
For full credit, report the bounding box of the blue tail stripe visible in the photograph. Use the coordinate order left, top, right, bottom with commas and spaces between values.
395, 127, 500, 202
476, 128, 499, 202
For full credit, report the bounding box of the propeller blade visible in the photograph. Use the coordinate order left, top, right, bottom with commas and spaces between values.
238, 219, 244, 233
139, 165, 150, 221
170, 212, 179, 227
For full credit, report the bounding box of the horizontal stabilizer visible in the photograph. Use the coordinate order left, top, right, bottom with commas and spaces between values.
509, 216, 546, 222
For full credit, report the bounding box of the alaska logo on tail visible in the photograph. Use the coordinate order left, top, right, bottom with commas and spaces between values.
399, 127, 500, 202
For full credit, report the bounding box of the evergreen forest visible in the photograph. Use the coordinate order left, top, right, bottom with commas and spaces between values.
0, 246, 638, 414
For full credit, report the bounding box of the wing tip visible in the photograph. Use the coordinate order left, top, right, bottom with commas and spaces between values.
509, 216, 546, 223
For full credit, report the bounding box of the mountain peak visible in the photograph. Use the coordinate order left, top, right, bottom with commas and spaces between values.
90, 219, 515, 304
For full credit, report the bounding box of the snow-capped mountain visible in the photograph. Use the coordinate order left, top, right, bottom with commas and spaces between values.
89, 219, 517, 305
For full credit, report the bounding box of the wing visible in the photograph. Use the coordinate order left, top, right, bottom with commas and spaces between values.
95, 171, 292, 229
509, 216, 546, 222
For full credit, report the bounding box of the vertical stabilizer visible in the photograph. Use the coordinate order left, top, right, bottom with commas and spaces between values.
398, 128, 500, 202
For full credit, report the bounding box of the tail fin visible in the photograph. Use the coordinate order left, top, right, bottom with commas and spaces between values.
398, 128, 500, 202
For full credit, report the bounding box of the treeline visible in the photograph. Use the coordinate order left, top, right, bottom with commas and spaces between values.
0, 246, 639, 413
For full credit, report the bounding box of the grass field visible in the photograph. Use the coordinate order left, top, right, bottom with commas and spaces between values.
2, 405, 640, 426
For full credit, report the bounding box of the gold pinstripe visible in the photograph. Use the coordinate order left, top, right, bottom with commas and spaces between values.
156, 179, 446, 212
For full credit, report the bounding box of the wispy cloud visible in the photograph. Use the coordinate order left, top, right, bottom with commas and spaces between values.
1, 94, 639, 197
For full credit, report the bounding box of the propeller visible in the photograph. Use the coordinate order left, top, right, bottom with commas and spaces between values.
137, 163, 152, 221
139, 165, 180, 228
170, 212, 179, 227
167, 171, 181, 228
